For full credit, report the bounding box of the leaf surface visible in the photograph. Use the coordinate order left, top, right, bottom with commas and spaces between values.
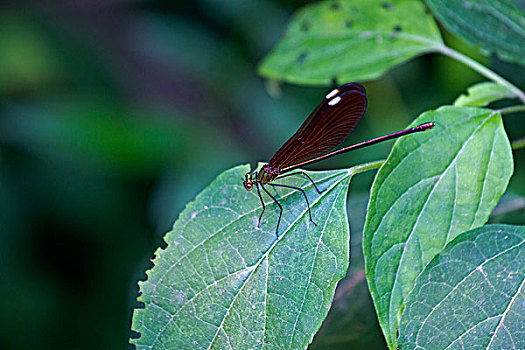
259, 0, 442, 85
399, 224, 525, 350
131, 164, 358, 349
363, 106, 513, 349
454, 82, 515, 107
426, 0, 525, 65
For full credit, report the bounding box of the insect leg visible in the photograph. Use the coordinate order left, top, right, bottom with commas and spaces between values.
255, 182, 265, 228
275, 171, 324, 194
267, 183, 317, 227
260, 184, 283, 238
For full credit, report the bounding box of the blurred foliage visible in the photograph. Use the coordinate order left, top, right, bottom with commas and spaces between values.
0, 0, 523, 349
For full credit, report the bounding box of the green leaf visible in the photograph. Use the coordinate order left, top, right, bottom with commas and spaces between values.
426, 0, 525, 65
454, 82, 516, 107
363, 106, 514, 349
258, 0, 443, 85
399, 224, 525, 349
131, 164, 362, 349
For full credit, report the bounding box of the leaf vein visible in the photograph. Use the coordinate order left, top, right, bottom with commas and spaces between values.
154, 171, 346, 295
289, 181, 346, 345
207, 173, 350, 348
486, 270, 525, 349
386, 111, 496, 342
417, 238, 525, 347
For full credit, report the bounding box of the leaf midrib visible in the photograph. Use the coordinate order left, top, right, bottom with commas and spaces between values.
207, 172, 351, 349
388, 111, 496, 331
368, 110, 496, 346
288, 181, 347, 347
153, 170, 347, 295
288, 30, 442, 49
147, 170, 348, 349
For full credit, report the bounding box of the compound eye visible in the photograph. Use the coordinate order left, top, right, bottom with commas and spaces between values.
243, 173, 253, 191
243, 180, 253, 191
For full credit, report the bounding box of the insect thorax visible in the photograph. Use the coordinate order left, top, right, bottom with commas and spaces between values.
257, 164, 280, 185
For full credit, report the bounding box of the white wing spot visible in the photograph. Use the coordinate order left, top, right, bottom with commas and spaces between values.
328, 96, 341, 105
325, 88, 339, 99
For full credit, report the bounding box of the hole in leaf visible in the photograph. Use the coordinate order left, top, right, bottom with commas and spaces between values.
297, 52, 308, 63
390, 24, 402, 40
130, 330, 141, 339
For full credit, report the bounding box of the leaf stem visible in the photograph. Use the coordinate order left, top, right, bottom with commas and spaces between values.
437, 45, 525, 103
498, 105, 525, 115
349, 160, 385, 175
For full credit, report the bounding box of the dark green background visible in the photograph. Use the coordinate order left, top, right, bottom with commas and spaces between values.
1, 1, 523, 349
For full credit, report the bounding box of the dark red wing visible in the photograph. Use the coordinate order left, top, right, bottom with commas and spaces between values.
269, 83, 367, 170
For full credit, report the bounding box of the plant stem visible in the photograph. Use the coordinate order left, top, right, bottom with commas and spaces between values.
491, 196, 525, 216
350, 160, 385, 176
498, 105, 525, 115
437, 45, 525, 103
512, 137, 525, 150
